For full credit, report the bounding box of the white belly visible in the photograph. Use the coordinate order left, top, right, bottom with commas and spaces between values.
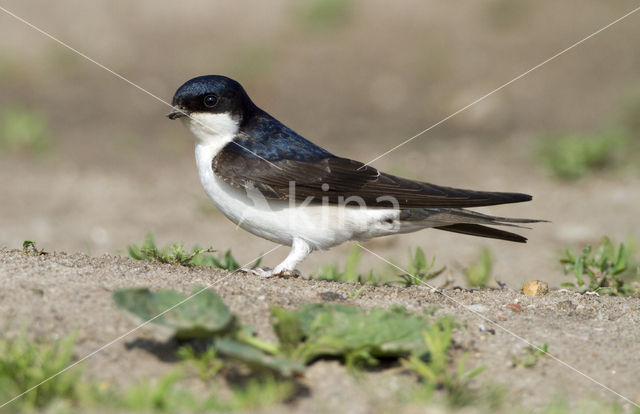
195, 143, 401, 250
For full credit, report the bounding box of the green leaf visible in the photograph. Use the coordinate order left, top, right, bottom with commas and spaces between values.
574, 247, 587, 286
399, 248, 445, 286
270, 307, 307, 353
409, 247, 426, 274
271, 304, 432, 366
113, 286, 235, 340
22, 239, 46, 255
463, 364, 486, 380
613, 243, 628, 275
215, 339, 304, 376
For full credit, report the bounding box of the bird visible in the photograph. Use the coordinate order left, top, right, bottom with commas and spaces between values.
168, 75, 542, 277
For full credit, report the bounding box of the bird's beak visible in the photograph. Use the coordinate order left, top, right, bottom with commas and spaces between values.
166, 106, 189, 120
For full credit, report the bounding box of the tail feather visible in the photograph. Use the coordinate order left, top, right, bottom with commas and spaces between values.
399, 207, 547, 243
435, 223, 528, 243
430, 208, 545, 228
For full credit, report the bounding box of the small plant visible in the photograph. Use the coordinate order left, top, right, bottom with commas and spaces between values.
0, 107, 52, 154
112, 288, 492, 409
127, 232, 260, 270
128, 232, 215, 267
401, 317, 486, 407
464, 248, 493, 288
22, 239, 47, 256
1, 326, 297, 412
107, 369, 297, 412
218, 376, 297, 411
271, 304, 441, 370
0, 330, 82, 411
538, 128, 629, 180
114, 370, 199, 412
177, 345, 224, 381
561, 237, 640, 296
193, 250, 241, 270
398, 247, 445, 287
315, 246, 447, 286
347, 284, 364, 300
113, 287, 302, 376
116, 287, 445, 372
315, 245, 367, 283
511, 344, 549, 368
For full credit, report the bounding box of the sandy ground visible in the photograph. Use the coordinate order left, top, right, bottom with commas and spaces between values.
1, 247, 640, 412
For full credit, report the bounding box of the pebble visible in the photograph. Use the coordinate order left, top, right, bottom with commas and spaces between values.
506, 303, 522, 313
522, 280, 549, 296
467, 304, 489, 313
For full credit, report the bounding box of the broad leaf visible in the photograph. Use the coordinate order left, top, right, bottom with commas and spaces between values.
271, 304, 432, 365
113, 286, 235, 340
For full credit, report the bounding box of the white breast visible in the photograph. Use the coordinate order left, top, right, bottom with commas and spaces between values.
187, 113, 403, 250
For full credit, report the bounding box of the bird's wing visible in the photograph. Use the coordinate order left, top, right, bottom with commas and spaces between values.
212, 142, 532, 208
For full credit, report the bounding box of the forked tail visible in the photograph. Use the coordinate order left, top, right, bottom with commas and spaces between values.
401, 208, 546, 243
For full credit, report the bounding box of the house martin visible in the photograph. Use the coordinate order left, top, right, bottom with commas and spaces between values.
168, 75, 542, 277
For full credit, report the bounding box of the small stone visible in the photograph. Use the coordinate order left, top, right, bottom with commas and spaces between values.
523, 280, 548, 296
467, 304, 489, 313
506, 303, 522, 313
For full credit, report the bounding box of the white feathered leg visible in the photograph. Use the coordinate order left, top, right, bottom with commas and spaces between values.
249, 238, 312, 278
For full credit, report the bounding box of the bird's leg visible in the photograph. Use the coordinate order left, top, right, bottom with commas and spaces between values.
272, 238, 312, 276
248, 238, 311, 278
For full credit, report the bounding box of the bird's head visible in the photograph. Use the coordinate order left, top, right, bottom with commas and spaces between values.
168, 75, 256, 144
167, 75, 253, 120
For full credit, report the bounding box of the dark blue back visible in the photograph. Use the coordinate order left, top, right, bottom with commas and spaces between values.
235, 111, 334, 162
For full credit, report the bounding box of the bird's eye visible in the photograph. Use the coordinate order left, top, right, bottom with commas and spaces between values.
203, 95, 218, 108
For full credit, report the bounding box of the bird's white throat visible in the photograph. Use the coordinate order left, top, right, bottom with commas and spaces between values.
182, 112, 238, 152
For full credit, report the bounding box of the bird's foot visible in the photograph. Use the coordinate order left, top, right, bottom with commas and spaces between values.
244, 267, 273, 278
274, 269, 301, 278
243, 267, 301, 278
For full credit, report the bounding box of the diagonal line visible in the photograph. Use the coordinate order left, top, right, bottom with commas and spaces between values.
361, 4, 640, 168
0, 4, 283, 171
0, 245, 282, 410
357, 243, 640, 408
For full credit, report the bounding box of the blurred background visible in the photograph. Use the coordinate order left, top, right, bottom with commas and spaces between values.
1, 0, 639, 286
